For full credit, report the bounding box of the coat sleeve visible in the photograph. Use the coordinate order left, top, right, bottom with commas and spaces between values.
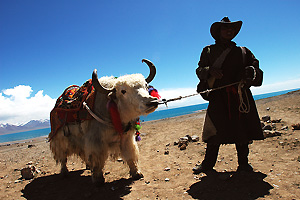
243, 47, 263, 87
196, 46, 211, 80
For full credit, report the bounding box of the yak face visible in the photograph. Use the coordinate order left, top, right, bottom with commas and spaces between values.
92, 59, 159, 123
99, 74, 158, 122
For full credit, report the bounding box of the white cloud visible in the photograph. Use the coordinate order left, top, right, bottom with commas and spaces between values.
0, 85, 56, 125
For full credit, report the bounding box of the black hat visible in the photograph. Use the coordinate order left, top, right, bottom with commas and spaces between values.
210, 17, 242, 40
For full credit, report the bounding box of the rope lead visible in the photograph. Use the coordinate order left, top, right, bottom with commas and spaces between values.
159, 81, 251, 113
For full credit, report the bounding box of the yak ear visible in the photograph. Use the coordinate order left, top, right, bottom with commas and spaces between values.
92, 69, 113, 95
142, 59, 156, 83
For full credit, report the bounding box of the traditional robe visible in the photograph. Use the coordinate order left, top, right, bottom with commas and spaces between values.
196, 41, 264, 144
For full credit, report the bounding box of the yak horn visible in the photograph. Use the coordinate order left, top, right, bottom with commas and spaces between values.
92, 69, 113, 94
142, 59, 156, 83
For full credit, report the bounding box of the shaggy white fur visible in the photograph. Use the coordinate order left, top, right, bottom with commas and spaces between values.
99, 74, 146, 88
50, 72, 158, 185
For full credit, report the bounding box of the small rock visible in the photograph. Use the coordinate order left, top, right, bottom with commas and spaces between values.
26, 161, 33, 165
164, 167, 170, 171
164, 151, 169, 155
292, 123, 300, 130
21, 167, 34, 180
117, 158, 123, 162
266, 107, 270, 111
191, 135, 199, 142
179, 136, 189, 142
262, 115, 271, 122
271, 119, 282, 123
185, 135, 192, 142
264, 130, 282, 138
281, 126, 288, 130
179, 143, 187, 150
165, 178, 170, 182
262, 125, 273, 131
166, 143, 170, 147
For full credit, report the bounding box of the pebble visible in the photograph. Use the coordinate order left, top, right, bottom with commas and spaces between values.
21, 167, 34, 180
26, 161, 33, 165
164, 167, 170, 171
191, 135, 199, 142
262, 115, 271, 122
165, 178, 170, 182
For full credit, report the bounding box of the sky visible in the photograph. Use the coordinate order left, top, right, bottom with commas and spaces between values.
1, 0, 300, 125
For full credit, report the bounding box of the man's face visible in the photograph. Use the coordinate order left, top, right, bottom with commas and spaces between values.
220, 24, 236, 41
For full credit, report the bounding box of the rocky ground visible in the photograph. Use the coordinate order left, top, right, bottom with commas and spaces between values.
0, 89, 299, 200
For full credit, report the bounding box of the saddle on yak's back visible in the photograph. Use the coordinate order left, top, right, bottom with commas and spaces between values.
49, 79, 96, 141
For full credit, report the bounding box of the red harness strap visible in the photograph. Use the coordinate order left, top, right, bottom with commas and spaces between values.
107, 99, 123, 135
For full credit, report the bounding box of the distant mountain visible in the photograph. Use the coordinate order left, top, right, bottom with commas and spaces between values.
0, 119, 50, 135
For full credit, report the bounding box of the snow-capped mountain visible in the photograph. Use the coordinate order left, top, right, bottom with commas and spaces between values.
0, 119, 50, 135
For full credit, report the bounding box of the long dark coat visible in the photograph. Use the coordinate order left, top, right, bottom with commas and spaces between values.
196, 41, 264, 144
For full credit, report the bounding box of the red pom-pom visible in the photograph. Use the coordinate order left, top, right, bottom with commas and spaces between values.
150, 90, 161, 99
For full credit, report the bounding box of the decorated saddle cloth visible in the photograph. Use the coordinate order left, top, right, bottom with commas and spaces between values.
49, 79, 96, 141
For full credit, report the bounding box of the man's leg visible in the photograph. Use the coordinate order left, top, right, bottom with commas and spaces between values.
236, 143, 253, 171
193, 143, 220, 174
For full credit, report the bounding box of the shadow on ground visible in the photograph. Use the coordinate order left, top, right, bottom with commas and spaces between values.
21, 170, 134, 200
187, 171, 273, 200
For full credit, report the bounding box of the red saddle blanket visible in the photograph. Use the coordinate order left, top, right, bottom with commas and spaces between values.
49, 79, 96, 141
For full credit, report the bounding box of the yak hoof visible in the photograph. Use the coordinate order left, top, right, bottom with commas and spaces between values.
60, 166, 69, 177
92, 175, 105, 186
131, 171, 144, 180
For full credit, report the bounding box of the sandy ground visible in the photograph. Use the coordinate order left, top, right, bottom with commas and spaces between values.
0, 90, 299, 200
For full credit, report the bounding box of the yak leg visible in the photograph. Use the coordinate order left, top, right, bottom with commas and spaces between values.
127, 160, 144, 180
91, 167, 105, 185
121, 135, 143, 180
88, 153, 107, 185
60, 157, 69, 177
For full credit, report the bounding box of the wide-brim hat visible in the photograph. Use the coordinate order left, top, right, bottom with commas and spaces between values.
210, 17, 243, 40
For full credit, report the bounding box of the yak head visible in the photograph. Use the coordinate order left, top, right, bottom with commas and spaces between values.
92, 59, 159, 123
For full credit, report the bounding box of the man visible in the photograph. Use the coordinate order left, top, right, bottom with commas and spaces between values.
193, 17, 264, 174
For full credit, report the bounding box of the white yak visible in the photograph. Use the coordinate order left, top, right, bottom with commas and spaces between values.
49, 59, 159, 184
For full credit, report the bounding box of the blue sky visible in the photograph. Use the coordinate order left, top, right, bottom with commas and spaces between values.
1, 0, 300, 125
